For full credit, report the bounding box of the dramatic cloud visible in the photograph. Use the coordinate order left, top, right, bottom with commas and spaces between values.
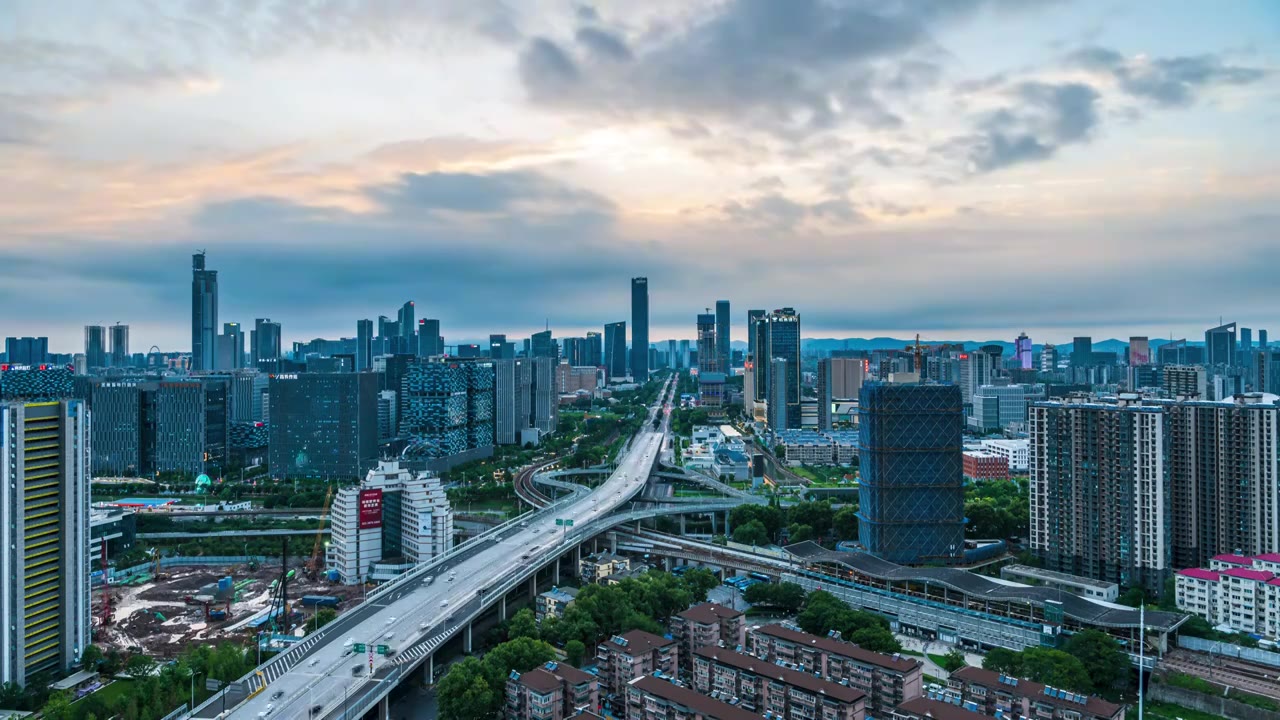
1069, 46, 1268, 107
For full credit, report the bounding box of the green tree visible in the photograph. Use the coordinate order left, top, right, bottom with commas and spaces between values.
81, 644, 104, 669
126, 654, 157, 677
565, 639, 586, 667
788, 501, 834, 538
437, 658, 495, 720
1019, 648, 1092, 693
732, 520, 770, 546
41, 691, 73, 720
682, 568, 719, 602
788, 523, 815, 543
1063, 630, 1131, 694
982, 647, 1023, 675
1116, 587, 1147, 608
846, 625, 901, 654
940, 648, 967, 673
309, 608, 338, 632
0, 683, 25, 710
507, 608, 539, 641
833, 505, 859, 541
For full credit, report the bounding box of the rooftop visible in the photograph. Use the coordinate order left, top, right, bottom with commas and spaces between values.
1177, 568, 1221, 582
540, 587, 580, 602
951, 666, 1122, 718
895, 697, 999, 720
785, 542, 1186, 632
1002, 564, 1118, 591
1220, 568, 1275, 582
516, 668, 563, 694
628, 674, 762, 720
1213, 554, 1252, 566
601, 629, 676, 656
1252, 552, 1280, 563
678, 602, 744, 625
752, 624, 920, 672
694, 646, 866, 704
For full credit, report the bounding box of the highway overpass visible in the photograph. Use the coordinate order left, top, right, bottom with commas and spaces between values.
197, 376, 691, 720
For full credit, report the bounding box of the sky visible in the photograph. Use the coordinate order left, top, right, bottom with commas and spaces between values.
2, 0, 1279, 351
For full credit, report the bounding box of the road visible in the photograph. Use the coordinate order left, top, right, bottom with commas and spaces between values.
221, 376, 676, 720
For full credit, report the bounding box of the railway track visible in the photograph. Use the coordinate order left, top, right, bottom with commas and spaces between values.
1160, 649, 1280, 701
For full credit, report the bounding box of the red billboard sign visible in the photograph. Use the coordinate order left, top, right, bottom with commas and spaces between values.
358, 489, 383, 529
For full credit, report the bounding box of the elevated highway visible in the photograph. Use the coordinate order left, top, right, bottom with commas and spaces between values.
201, 376, 680, 720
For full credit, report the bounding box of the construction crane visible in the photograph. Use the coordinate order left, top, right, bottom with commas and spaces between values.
265, 538, 293, 635
910, 333, 926, 379
307, 486, 334, 579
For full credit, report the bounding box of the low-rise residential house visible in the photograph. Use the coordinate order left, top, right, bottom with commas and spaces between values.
670, 603, 746, 669
693, 646, 867, 720
597, 630, 680, 698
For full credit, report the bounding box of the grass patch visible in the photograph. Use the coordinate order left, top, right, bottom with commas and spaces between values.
899, 650, 924, 658
927, 653, 951, 668
1144, 701, 1227, 720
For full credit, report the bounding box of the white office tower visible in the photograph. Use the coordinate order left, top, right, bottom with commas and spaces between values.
327, 460, 453, 585
1, 400, 91, 685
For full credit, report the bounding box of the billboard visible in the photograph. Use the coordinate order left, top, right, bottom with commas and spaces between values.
358, 489, 383, 529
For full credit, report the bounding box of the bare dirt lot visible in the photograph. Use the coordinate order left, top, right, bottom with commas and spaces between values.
94, 562, 366, 656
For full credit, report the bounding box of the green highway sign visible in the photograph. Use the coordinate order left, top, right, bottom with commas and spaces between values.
353, 643, 366, 652
563, 519, 574, 527
555, 518, 563, 526
376, 645, 390, 655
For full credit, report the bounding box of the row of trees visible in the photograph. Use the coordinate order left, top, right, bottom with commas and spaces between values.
794, 590, 903, 655
437, 637, 558, 720
964, 477, 1029, 540
729, 499, 859, 546
538, 569, 719, 650
983, 630, 1132, 698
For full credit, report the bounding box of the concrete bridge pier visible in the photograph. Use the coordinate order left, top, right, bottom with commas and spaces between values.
378, 695, 389, 720
710, 512, 718, 534
609, 532, 617, 554
464, 623, 473, 654
680, 514, 687, 534
554, 556, 561, 585
499, 594, 507, 621
724, 510, 731, 536
529, 575, 537, 601
425, 655, 434, 684
575, 544, 582, 573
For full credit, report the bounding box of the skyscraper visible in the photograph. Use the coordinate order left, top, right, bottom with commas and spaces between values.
631, 277, 649, 381
1205, 322, 1236, 366
399, 358, 495, 459
84, 326, 106, 369
760, 308, 801, 429
1, 399, 91, 685
417, 319, 443, 357
489, 334, 515, 360
584, 331, 603, 367
1040, 343, 1058, 373
1014, 332, 1032, 370
153, 379, 229, 476
696, 313, 723, 411
715, 300, 731, 372
858, 383, 965, 565
1070, 336, 1092, 369
1030, 397, 1170, 593
251, 318, 282, 367
191, 252, 218, 371
530, 329, 557, 359
106, 324, 129, 367
356, 319, 374, 371
269, 372, 379, 479
746, 309, 765, 358
817, 357, 866, 431
215, 322, 244, 370
1260, 329, 1269, 349
4, 337, 48, 366
1129, 336, 1150, 366
604, 322, 627, 380
767, 357, 788, 431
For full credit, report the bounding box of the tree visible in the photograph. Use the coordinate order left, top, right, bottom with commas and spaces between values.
41, 692, 73, 720
744, 582, 806, 613
788, 523, 815, 543
1116, 587, 1147, 608
982, 648, 1022, 675
309, 608, 337, 632
437, 658, 495, 720
1018, 648, 1092, 693
733, 520, 770, 546
847, 625, 901, 654
774, 444, 786, 459
682, 568, 719, 602
565, 640, 586, 667
1063, 630, 1131, 694
833, 505, 859, 541
126, 654, 157, 677
507, 608, 539, 641
81, 644, 104, 669
940, 649, 967, 673
788, 501, 834, 538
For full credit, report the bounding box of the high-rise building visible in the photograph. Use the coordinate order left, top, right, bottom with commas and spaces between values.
268, 372, 379, 479
562, 337, 587, 366
715, 300, 730, 372
108, 324, 129, 367
84, 326, 106, 369
817, 357, 867, 431
191, 252, 218, 371
488, 334, 514, 360
417, 319, 443, 357
530, 329, 557, 360
494, 359, 518, 445
153, 379, 229, 477
251, 318, 282, 368
1039, 343, 1058, 373
399, 358, 495, 459
1260, 329, 1269, 349
959, 346, 1003, 406
584, 331, 603, 367
397, 301, 416, 355
80, 378, 147, 476
215, 322, 244, 371
1164, 365, 1207, 398
696, 313, 724, 411
3, 337, 48, 366
1129, 336, 1150, 366
1014, 332, 1032, 370
529, 357, 557, 435
767, 357, 789, 432
603, 322, 626, 380
1205, 322, 1237, 366
356, 319, 374, 372
858, 383, 965, 565
0, 399, 91, 685
1165, 394, 1280, 568
1070, 336, 1093, 369
746, 309, 765, 360
758, 308, 801, 429
326, 460, 453, 585
1029, 397, 1170, 594
631, 277, 649, 381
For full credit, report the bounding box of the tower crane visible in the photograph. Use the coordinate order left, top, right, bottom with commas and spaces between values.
307, 486, 334, 579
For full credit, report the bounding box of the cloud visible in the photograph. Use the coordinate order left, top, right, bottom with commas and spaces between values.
516, 0, 1031, 136
1068, 46, 1268, 107
945, 81, 1101, 173
366, 171, 615, 218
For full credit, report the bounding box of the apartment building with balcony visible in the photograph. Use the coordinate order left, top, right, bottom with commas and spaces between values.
944, 667, 1124, 720
536, 587, 579, 623
692, 646, 867, 720
624, 674, 761, 720
506, 661, 599, 720
747, 624, 922, 715
581, 551, 631, 584
670, 603, 745, 670
1175, 553, 1280, 639
597, 630, 679, 698
890, 697, 998, 720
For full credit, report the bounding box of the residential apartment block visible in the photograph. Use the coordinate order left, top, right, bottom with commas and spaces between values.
747, 624, 922, 715
536, 587, 579, 623
580, 552, 631, 583
597, 630, 679, 697
623, 674, 763, 720
506, 661, 599, 720
890, 697, 998, 720
943, 667, 1124, 720
670, 602, 745, 669
692, 646, 867, 720
1175, 553, 1280, 639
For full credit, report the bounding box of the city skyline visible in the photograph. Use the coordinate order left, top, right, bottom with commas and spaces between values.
3, 1, 1278, 348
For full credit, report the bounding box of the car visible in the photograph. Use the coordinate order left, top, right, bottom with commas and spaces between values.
310, 705, 324, 717
270, 691, 284, 701
385, 617, 395, 625
446, 576, 454, 582
352, 664, 363, 676
383, 632, 394, 640
445, 614, 456, 623
425, 575, 434, 584
440, 600, 448, 607
309, 659, 319, 667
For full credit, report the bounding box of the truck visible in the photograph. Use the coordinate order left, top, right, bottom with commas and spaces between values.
299, 595, 340, 608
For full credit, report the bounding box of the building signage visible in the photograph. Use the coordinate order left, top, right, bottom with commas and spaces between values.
358, 488, 383, 529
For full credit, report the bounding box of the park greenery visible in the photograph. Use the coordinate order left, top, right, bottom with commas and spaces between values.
742, 581, 807, 613
729, 499, 859, 546
983, 630, 1131, 697
437, 637, 558, 720
964, 477, 1029, 540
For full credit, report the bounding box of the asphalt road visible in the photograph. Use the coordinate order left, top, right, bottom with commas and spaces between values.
224, 377, 675, 720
